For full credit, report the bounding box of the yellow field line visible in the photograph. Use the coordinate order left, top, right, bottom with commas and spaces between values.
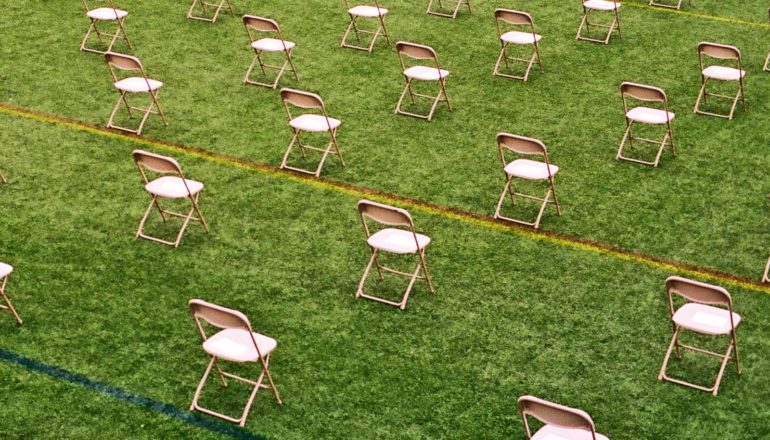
624, 2, 770, 30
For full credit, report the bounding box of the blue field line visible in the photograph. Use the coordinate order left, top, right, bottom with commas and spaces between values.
0, 348, 270, 440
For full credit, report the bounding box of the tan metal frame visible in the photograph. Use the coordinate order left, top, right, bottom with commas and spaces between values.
493, 9, 543, 82
80, 0, 132, 55
693, 41, 746, 120
105, 52, 168, 135
243, 16, 299, 89
576, 0, 621, 45
132, 150, 209, 248
187, 0, 235, 23
395, 41, 451, 122
341, 1, 391, 52
356, 199, 435, 310
426, 0, 471, 19
762, 255, 770, 283
494, 133, 561, 230
763, 52, 769, 72
188, 299, 282, 426
658, 276, 741, 396
0, 265, 23, 325
648, 0, 685, 10
279, 88, 345, 177
616, 82, 675, 167
0, 172, 6, 183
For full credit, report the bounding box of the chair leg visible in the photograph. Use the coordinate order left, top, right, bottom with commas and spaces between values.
417, 250, 435, 293
494, 176, 513, 220
693, 79, 708, 115
0, 172, 6, 184
0, 276, 22, 325
762, 255, 770, 283
356, 250, 378, 298
190, 355, 217, 411
280, 131, 300, 169
658, 326, 680, 381
549, 177, 561, 216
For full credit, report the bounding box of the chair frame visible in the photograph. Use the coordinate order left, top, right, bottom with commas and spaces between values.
693, 42, 746, 120
189, 299, 282, 426
356, 199, 435, 310
763, 255, 770, 283
395, 41, 451, 121
80, 0, 132, 55
493, 9, 543, 82
243, 16, 299, 89
518, 395, 600, 440
616, 82, 675, 167
426, 0, 471, 19
341, 0, 391, 52
0, 266, 23, 325
576, 0, 621, 45
132, 150, 209, 247
494, 133, 561, 229
763, 52, 769, 72
105, 52, 168, 135
187, 0, 235, 23
648, 0, 685, 10
658, 276, 741, 396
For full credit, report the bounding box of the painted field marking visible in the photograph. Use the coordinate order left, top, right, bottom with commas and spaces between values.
625, 1, 770, 30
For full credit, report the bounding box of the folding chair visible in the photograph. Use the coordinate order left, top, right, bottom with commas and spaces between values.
105, 52, 168, 135
576, 0, 621, 45
132, 150, 209, 247
395, 42, 451, 121
80, 0, 132, 54
693, 42, 746, 120
493, 9, 543, 82
243, 16, 299, 89
518, 395, 609, 440
426, 0, 471, 19
341, 1, 391, 52
616, 82, 675, 167
658, 276, 742, 396
0, 262, 23, 325
187, 0, 235, 23
494, 133, 561, 229
356, 199, 435, 310
189, 299, 282, 426
648, 0, 684, 10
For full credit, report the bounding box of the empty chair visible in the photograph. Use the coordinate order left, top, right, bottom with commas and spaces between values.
80, 0, 132, 54
0, 262, 23, 325
356, 199, 434, 310
693, 42, 746, 120
427, 0, 471, 19
188, 299, 282, 426
132, 150, 209, 247
187, 0, 234, 23
576, 0, 621, 45
494, 133, 561, 229
518, 395, 609, 440
104, 52, 168, 135
395, 41, 451, 121
616, 82, 675, 167
341, 1, 391, 52
243, 15, 299, 89
493, 9, 543, 82
658, 276, 742, 396
279, 88, 345, 177
648, 0, 684, 9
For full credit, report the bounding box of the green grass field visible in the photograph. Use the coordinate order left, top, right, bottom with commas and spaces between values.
1, 1, 770, 438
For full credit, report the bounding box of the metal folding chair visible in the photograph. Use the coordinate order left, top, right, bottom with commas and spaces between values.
658, 276, 742, 396
341, 1, 391, 52
648, 0, 685, 9
0, 263, 22, 325
80, 0, 132, 54
132, 150, 209, 247
187, 0, 234, 23
616, 82, 675, 167
494, 133, 561, 229
518, 395, 609, 440
356, 199, 435, 310
493, 9, 543, 82
576, 0, 621, 45
395, 41, 451, 121
243, 16, 299, 89
104, 52, 168, 135
426, 0, 471, 19
693, 42, 746, 120
279, 88, 345, 177
189, 299, 282, 426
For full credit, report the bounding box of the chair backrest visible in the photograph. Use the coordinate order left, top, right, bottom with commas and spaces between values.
105, 52, 143, 72
620, 82, 666, 103
497, 132, 550, 170
396, 41, 438, 61
665, 276, 732, 307
495, 8, 533, 26
83, 0, 117, 12
280, 88, 325, 110
132, 149, 182, 175
518, 396, 597, 439
698, 42, 741, 61
358, 199, 414, 229
344, 0, 383, 9
243, 15, 280, 34
189, 299, 252, 332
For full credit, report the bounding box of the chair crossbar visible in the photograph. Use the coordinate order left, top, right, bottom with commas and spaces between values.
380, 265, 429, 279
678, 343, 738, 360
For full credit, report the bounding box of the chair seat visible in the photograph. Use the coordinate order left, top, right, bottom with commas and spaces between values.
145, 176, 204, 199
532, 424, 609, 440
626, 107, 674, 124
289, 114, 341, 132
583, 0, 621, 10
203, 328, 277, 363
505, 159, 559, 180
673, 303, 740, 335
367, 228, 431, 254
0, 262, 13, 278
251, 38, 296, 52
403, 66, 449, 81
87, 7, 128, 20
114, 77, 163, 93
702, 65, 745, 81
348, 5, 388, 17
501, 31, 542, 45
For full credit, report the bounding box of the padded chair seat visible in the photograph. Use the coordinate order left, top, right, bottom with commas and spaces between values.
0, 262, 13, 278
626, 107, 674, 124
673, 303, 740, 336
505, 159, 559, 180
145, 176, 203, 198
583, 0, 621, 10
203, 328, 277, 362
403, 66, 449, 81
702, 65, 745, 81
532, 424, 609, 440
87, 7, 128, 20
501, 31, 542, 45
114, 77, 163, 93
367, 228, 430, 254
289, 114, 341, 132
348, 5, 388, 17
251, 38, 295, 52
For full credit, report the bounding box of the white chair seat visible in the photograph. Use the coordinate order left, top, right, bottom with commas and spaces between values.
348, 5, 388, 17
702, 65, 745, 81
114, 77, 163, 93
0, 262, 13, 278
87, 7, 128, 20
203, 328, 277, 362
505, 159, 559, 180
532, 424, 609, 440
501, 31, 542, 45
673, 303, 740, 336
403, 66, 449, 81
251, 38, 296, 52
145, 176, 203, 198
583, 0, 621, 10
367, 228, 431, 254
626, 107, 674, 125
289, 114, 341, 132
